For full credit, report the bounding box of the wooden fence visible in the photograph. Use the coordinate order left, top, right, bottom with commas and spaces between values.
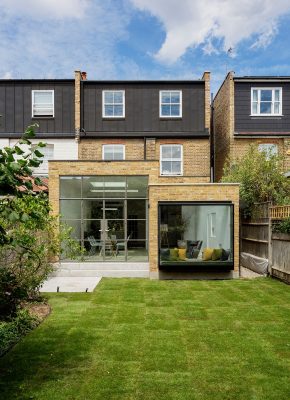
241, 202, 271, 260
241, 203, 290, 283
270, 205, 290, 220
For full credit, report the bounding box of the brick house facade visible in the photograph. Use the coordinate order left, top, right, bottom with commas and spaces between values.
213, 72, 290, 181
48, 70, 239, 279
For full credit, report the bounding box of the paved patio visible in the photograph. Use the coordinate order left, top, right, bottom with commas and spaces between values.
40, 277, 102, 292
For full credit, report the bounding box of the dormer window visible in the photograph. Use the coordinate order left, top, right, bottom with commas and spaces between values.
102, 90, 125, 118
32, 90, 54, 117
160, 90, 182, 118
251, 88, 282, 116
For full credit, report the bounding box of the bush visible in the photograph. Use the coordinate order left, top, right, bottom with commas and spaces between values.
0, 268, 28, 317
273, 217, 290, 234
0, 125, 82, 318
0, 309, 38, 357
222, 146, 290, 217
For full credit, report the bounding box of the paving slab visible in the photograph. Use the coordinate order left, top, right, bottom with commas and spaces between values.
240, 266, 263, 279
40, 277, 102, 293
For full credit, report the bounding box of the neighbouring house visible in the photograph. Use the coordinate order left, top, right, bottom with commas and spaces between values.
48, 71, 239, 279
0, 78, 78, 176
213, 72, 290, 182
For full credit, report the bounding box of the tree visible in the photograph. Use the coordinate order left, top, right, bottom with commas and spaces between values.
222, 146, 290, 218
0, 124, 46, 244
0, 125, 80, 317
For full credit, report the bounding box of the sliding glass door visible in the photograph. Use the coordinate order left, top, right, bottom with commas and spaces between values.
60, 176, 148, 262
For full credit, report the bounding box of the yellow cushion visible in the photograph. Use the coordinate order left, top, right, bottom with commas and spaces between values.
169, 248, 179, 261
202, 248, 214, 261
212, 248, 222, 261
178, 248, 187, 260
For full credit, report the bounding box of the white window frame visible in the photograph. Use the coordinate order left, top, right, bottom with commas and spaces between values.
102, 144, 125, 160
159, 90, 182, 118
102, 90, 125, 118
251, 87, 282, 116
258, 143, 278, 160
31, 90, 54, 118
160, 144, 183, 176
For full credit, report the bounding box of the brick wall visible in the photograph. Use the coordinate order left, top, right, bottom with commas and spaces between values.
49, 160, 211, 216
79, 138, 145, 160
156, 138, 210, 177
202, 71, 211, 131
49, 161, 239, 277
230, 137, 286, 161
78, 138, 210, 178
74, 70, 81, 137
145, 138, 156, 160
284, 139, 290, 171
213, 72, 234, 181
214, 72, 290, 180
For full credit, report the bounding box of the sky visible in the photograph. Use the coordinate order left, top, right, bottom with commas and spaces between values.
0, 0, 290, 93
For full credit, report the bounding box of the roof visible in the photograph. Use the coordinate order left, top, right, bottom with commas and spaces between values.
0, 79, 74, 83
234, 76, 290, 82
18, 176, 48, 193
82, 80, 204, 84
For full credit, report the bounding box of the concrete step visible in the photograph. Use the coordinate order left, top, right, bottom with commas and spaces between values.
58, 262, 149, 271
52, 262, 150, 278
53, 269, 149, 278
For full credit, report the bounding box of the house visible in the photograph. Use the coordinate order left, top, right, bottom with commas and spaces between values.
48, 71, 239, 279
0, 78, 78, 176
213, 72, 290, 181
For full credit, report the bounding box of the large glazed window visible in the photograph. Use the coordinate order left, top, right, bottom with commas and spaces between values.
251, 88, 282, 116
159, 203, 233, 267
32, 90, 54, 117
102, 90, 125, 118
59, 176, 148, 262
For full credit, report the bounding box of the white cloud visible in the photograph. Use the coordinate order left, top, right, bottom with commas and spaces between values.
131, 0, 290, 62
0, 1, 144, 79
2, 71, 13, 79
0, 0, 89, 19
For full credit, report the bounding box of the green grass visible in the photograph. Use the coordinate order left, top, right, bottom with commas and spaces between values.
0, 278, 290, 400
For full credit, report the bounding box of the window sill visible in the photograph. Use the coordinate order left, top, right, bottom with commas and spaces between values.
250, 115, 283, 118
32, 117, 54, 119
160, 174, 183, 177
102, 117, 125, 120
159, 117, 182, 120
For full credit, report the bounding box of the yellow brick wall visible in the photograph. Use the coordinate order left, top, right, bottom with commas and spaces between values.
285, 139, 290, 171
213, 72, 234, 181
202, 71, 211, 131
149, 184, 240, 274
156, 138, 210, 177
49, 160, 210, 216
49, 161, 239, 277
145, 138, 156, 160
79, 138, 145, 160
78, 138, 211, 178
230, 138, 286, 162
213, 72, 290, 179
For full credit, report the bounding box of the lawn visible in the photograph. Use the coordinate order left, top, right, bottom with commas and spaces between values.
0, 278, 289, 400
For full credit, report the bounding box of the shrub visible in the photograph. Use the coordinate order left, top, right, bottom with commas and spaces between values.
222, 146, 290, 217
0, 309, 38, 357
0, 125, 82, 318
273, 217, 290, 234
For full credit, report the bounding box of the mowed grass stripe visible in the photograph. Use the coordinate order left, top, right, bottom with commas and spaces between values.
0, 277, 289, 400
